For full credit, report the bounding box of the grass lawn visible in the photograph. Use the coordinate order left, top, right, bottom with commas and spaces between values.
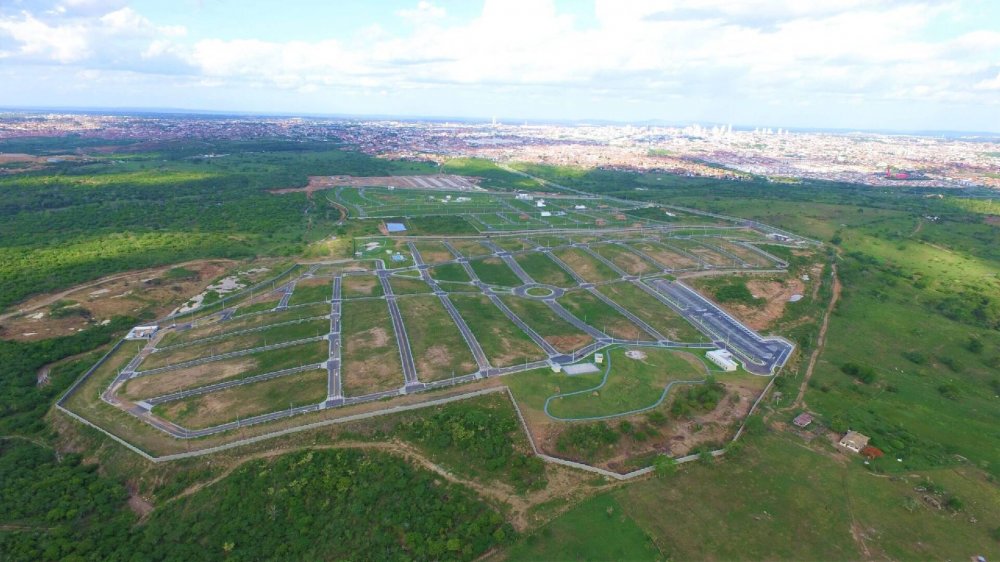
514, 252, 576, 287
552, 248, 621, 283
428, 263, 471, 283
505, 494, 663, 562
121, 339, 328, 400
546, 347, 707, 419
340, 298, 404, 396
153, 368, 328, 429
287, 278, 331, 305
598, 281, 708, 342
469, 257, 523, 286
557, 290, 653, 341
450, 294, 546, 367
139, 318, 327, 371
500, 296, 593, 353
396, 295, 478, 381
341, 274, 384, 298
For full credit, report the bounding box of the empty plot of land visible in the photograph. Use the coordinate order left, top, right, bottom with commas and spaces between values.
340, 299, 404, 396
446, 239, 493, 259
501, 296, 593, 354
557, 290, 652, 341
411, 241, 457, 264
121, 340, 328, 400
154, 368, 328, 430
450, 294, 546, 367
396, 295, 478, 381
594, 244, 656, 276
342, 275, 384, 298
159, 303, 329, 347
669, 239, 734, 267
629, 242, 700, 270
712, 240, 775, 268
552, 248, 621, 283
598, 282, 708, 343
272, 174, 482, 195
287, 277, 332, 306
469, 257, 523, 287
388, 276, 433, 295
493, 237, 532, 252
141, 318, 328, 370
428, 263, 472, 283
514, 252, 576, 287
230, 291, 285, 317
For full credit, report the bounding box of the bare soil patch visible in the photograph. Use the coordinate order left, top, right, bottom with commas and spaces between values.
0, 259, 238, 341
545, 334, 592, 353
342, 275, 381, 297
121, 358, 256, 400
270, 174, 482, 196
717, 277, 805, 331
632, 242, 698, 269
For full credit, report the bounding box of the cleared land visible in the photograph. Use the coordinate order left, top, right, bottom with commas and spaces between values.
341, 274, 384, 298
287, 277, 332, 306
552, 248, 621, 283
388, 276, 432, 295
595, 244, 657, 276
446, 239, 492, 259
410, 240, 457, 264
514, 252, 576, 287
120, 340, 328, 400
153, 368, 328, 429
158, 303, 329, 347
396, 295, 478, 381
469, 257, 523, 286
139, 318, 327, 370
598, 282, 708, 342
340, 299, 404, 396
450, 294, 545, 367
428, 263, 471, 283
500, 296, 593, 353
557, 290, 652, 341
628, 241, 699, 269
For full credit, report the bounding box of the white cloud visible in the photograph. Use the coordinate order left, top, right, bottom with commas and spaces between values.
396, 1, 446, 25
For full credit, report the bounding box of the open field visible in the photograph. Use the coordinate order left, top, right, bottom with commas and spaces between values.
592, 243, 657, 275
341, 274, 384, 298
500, 296, 593, 353
157, 303, 329, 347
396, 296, 478, 381
120, 340, 329, 400
410, 240, 456, 263
450, 294, 546, 367
552, 248, 621, 283
628, 241, 700, 269
138, 318, 327, 371
387, 275, 432, 295
514, 252, 577, 287
598, 281, 709, 342
340, 298, 404, 396
287, 277, 331, 305
469, 257, 523, 286
428, 263, 472, 283
154, 368, 328, 429
557, 290, 651, 341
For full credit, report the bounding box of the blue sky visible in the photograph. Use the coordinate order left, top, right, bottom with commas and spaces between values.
1, 0, 999, 132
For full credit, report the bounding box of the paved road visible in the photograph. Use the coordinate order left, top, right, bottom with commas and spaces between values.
645, 279, 793, 375
375, 261, 421, 390
275, 280, 296, 310
327, 275, 343, 400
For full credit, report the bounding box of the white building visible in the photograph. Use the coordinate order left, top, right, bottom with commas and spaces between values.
540, 211, 552, 217
706, 349, 738, 371
126, 325, 159, 340
515, 193, 534, 201
536, 199, 546, 208
574, 204, 587, 210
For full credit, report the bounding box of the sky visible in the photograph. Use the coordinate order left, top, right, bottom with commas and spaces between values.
1, 0, 999, 132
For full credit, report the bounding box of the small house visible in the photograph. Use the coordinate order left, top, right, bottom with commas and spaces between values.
838, 431, 870, 454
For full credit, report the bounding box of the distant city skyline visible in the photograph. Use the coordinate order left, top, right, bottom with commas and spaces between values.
1, 0, 999, 133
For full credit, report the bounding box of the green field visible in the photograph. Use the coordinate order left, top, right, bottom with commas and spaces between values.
450, 294, 545, 367
287, 279, 331, 305
469, 257, 523, 286
514, 252, 577, 287
396, 295, 478, 381
340, 298, 404, 396
388, 275, 432, 295
598, 281, 709, 342
140, 318, 327, 370
157, 303, 329, 347
500, 296, 593, 353
341, 274, 384, 298
591, 243, 657, 276
428, 263, 472, 283
557, 290, 652, 341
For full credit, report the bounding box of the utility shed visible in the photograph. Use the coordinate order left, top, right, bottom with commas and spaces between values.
706, 349, 738, 371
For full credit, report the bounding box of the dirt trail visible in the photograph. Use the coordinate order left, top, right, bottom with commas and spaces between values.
792, 261, 841, 410
157, 440, 594, 530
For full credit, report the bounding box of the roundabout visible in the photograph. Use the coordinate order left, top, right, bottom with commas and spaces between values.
512, 283, 563, 299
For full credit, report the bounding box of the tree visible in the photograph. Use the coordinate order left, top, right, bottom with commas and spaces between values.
653, 454, 677, 477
